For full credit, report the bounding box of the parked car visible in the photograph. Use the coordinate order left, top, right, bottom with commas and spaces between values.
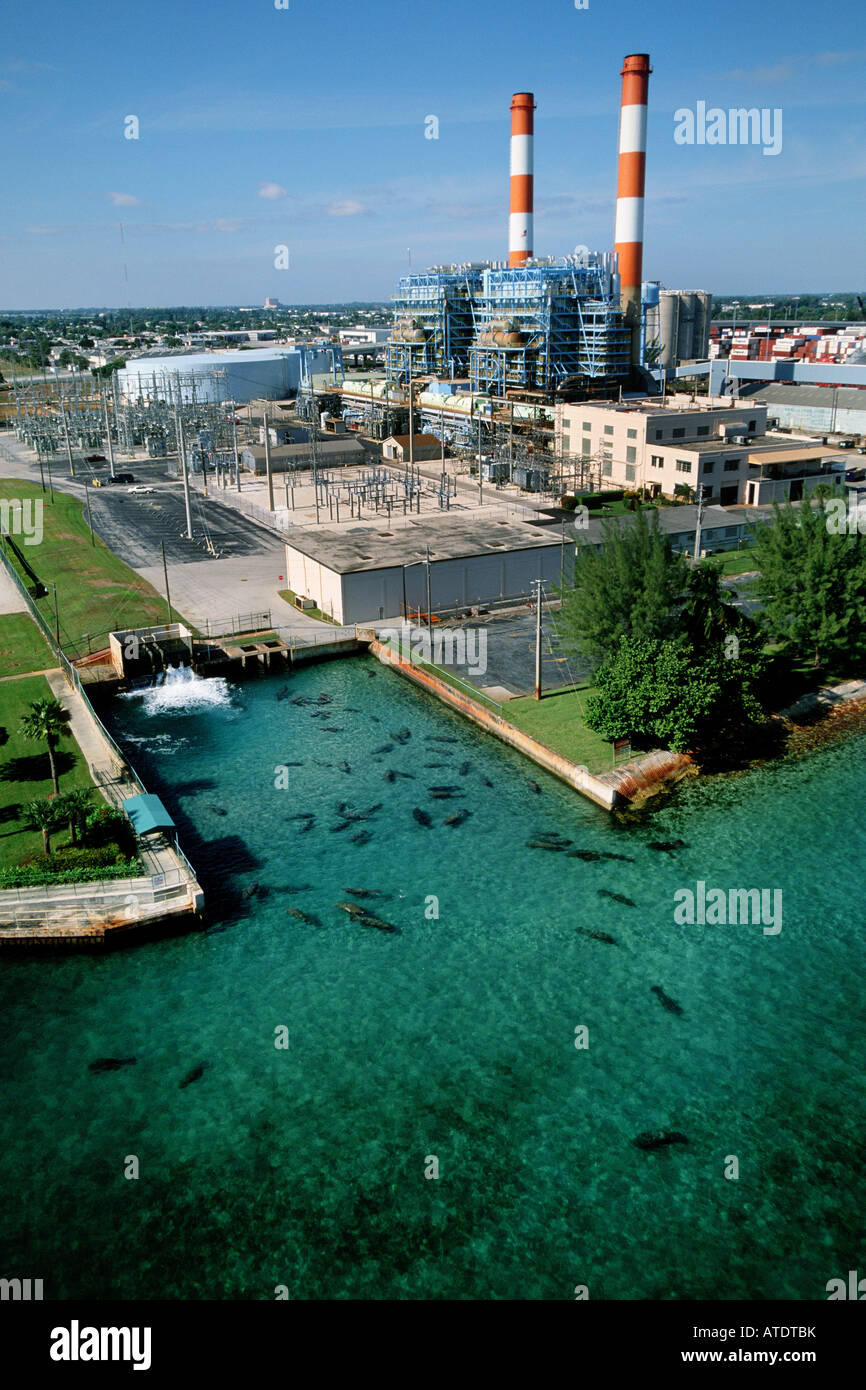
105, 472, 135, 485
84, 453, 106, 463
127, 485, 155, 495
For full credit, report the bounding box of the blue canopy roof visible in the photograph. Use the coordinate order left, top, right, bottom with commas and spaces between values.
123, 792, 175, 836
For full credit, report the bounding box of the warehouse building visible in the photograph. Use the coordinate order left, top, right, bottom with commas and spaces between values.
737, 383, 866, 439
240, 438, 364, 475
118, 343, 342, 403
284, 516, 566, 624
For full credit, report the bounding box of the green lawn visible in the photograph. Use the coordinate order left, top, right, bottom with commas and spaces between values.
277, 588, 339, 625
506, 686, 615, 774
710, 549, 760, 577
0, 479, 186, 661
0, 612, 55, 676
0, 673, 94, 869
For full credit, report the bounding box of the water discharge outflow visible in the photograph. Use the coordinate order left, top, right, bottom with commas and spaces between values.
121, 665, 235, 717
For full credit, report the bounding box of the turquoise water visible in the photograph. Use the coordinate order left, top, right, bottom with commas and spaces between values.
1, 655, 864, 1300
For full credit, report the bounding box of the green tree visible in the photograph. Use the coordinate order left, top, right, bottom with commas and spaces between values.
56, 787, 93, 845
680, 560, 742, 652
20, 697, 73, 795
23, 797, 63, 855
584, 633, 768, 754
559, 508, 688, 669
750, 496, 866, 667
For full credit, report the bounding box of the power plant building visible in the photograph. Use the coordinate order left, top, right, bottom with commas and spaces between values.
118, 344, 343, 404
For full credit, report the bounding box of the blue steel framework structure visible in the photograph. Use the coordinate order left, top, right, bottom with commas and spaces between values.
386, 267, 484, 383
469, 259, 630, 396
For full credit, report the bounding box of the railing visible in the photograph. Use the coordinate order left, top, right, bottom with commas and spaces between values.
381, 634, 503, 717
198, 611, 272, 639
272, 624, 358, 647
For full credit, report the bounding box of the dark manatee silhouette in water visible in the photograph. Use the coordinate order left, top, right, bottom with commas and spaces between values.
651, 986, 684, 1017
89, 1057, 137, 1073
179, 1062, 209, 1089
632, 1130, 689, 1151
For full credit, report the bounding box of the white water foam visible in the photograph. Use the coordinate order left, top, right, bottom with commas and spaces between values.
122, 665, 235, 717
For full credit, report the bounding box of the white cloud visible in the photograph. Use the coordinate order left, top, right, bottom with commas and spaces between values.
327, 199, 367, 217
258, 181, 288, 200
105, 192, 144, 207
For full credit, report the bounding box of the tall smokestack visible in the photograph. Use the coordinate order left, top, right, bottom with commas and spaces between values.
614, 54, 651, 352
509, 92, 535, 267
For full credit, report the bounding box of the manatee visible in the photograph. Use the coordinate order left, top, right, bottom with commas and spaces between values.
632, 1130, 689, 1151
527, 780, 542, 794
296, 819, 315, 833
337, 761, 352, 774
459, 762, 472, 776
360, 803, 383, 817
412, 807, 432, 827
282, 884, 314, 893
358, 913, 400, 935
179, 1062, 209, 1089
317, 693, 333, 704
444, 809, 471, 827
343, 888, 390, 899
651, 986, 684, 1017
345, 707, 362, 712
209, 804, 228, 816
648, 839, 688, 852
597, 889, 636, 907
424, 763, 448, 769
383, 770, 397, 783
291, 696, 311, 706
286, 908, 321, 926
282, 761, 304, 767
371, 744, 394, 755
350, 830, 373, 845
275, 686, 290, 701
337, 902, 367, 916
577, 927, 618, 945
312, 758, 333, 767
243, 883, 260, 898
88, 1057, 137, 1073
286, 813, 315, 822
394, 770, 415, 779
482, 778, 494, 788
330, 821, 354, 832
391, 728, 412, 743
320, 727, 344, 733
568, 849, 601, 861
526, 839, 569, 851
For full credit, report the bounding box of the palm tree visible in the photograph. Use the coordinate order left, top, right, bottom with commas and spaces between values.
23, 797, 62, 856
20, 697, 72, 795
57, 787, 93, 845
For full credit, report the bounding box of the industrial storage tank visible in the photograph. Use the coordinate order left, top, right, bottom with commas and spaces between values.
118, 345, 340, 404
657, 291, 680, 369
692, 291, 712, 359
677, 292, 697, 361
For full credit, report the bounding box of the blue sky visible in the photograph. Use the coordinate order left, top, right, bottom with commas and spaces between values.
1, 0, 864, 308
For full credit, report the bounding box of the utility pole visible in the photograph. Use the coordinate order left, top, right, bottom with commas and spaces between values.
425, 545, 433, 634
177, 411, 193, 539
693, 468, 704, 561
263, 412, 275, 512
534, 578, 543, 700
99, 374, 116, 478
161, 540, 173, 625
478, 416, 483, 505
61, 409, 75, 478
232, 412, 241, 492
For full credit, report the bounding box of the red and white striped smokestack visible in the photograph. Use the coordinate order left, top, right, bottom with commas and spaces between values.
614, 54, 651, 334
509, 92, 535, 267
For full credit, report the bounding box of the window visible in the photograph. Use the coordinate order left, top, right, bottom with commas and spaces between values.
602, 460, 612, 477
654, 429, 663, 440
651, 454, 664, 468
724, 458, 740, 472
626, 446, 637, 463
672, 427, 686, 439
581, 439, 591, 455
627, 428, 637, 439
604, 425, 614, 436
582, 421, 591, 432
697, 425, 709, 436
703, 460, 715, 473
724, 525, 739, 538
676, 460, 692, 474
625, 464, 636, 482
748, 419, 756, 431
